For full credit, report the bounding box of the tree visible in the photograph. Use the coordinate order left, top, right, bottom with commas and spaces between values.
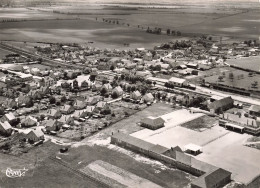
252, 81, 258, 88
229, 72, 234, 81
111, 91, 119, 99
26, 97, 34, 107
110, 65, 115, 71
153, 81, 156, 86
49, 96, 56, 104
218, 76, 224, 82
89, 74, 96, 82
100, 87, 107, 96
73, 79, 79, 89
167, 29, 171, 35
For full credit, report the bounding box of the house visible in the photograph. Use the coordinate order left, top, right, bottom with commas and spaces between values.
46, 109, 62, 119
140, 116, 165, 130
101, 83, 112, 93
42, 119, 59, 132
142, 93, 154, 103
186, 62, 198, 69
207, 96, 234, 114
29, 81, 39, 90
249, 105, 260, 117
169, 77, 188, 87
191, 168, 231, 188
26, 129, 44, 142
85, 106, 95, 116
73, 109, 88, 119
0, 121, 12, 136
21, 116, 38, 127
27, 90, 42, 100
85, 96, 100, 105
60, 105, 75, 115
73, 99, 86, 110
1, 112, 16, 125
130, 91, 142, 101
112, 86, 124, 96
42, 77, 56, 87
95, 101, 109, 111
58, 115, 74, 126
17, 94, 32, 107
2, 98, 17, 109
30, 67, 40, 75
38, 86, 50, 96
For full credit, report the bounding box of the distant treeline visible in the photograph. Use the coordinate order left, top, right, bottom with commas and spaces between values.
1, 18, 79, 23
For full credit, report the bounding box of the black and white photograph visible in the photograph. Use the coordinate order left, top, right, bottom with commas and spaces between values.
0, 0, 260, 187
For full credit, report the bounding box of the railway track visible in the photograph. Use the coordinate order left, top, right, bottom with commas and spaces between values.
0, 42, 84, 69
49, 156, 110, 188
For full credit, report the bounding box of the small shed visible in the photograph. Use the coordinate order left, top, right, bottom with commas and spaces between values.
184, 143, 202, 155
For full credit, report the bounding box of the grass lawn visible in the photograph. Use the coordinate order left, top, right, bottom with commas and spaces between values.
181, 115, 218, 132
89, 102, 174, 140
58, 144, 194, 188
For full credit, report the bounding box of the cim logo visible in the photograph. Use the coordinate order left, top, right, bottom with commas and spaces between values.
6, 168, 28, 178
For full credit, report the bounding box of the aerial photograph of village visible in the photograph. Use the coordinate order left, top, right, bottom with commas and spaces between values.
0, 0, 260, 187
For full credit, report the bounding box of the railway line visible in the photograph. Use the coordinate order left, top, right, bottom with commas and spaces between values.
0, 42, 84, 69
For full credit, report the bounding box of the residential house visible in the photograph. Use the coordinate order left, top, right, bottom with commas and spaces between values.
73, 99, 86, 110
85, 106, 95, 116
27, 90, 42, 100
30, 67, 40, 75
130, 91, 142, 101
208, 96, 234, 114
38, 86, 50, 96
95, 101, 109, 112
42, 77, 56, 87
42, 119, 59, 132
17, 94, 32, 107
2, 98, 17, 109
1, 112, 16, 125
29, 81, 39, 90
169, 77, 188, 87
112, 86, 124, 96
142, 93, 154, 103
60, 105, 75, 115
57, 115, 74, 126
85, 96, 100, 105
0, 121, 12, 136
21, 116, 38, 127
140, 116, 165, 130
46, 109, 62, 119
249, 105, 260, 117
73, 109, 88, 119
101, 83, 112, 93
26, 129, 44, 142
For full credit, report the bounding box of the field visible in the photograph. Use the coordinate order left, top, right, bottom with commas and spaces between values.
81, 160, 162, 188
204, 69, 260, 92
0, 48, 11, 59
181, 115, 218, 132
1, 5, 260, 49
59, 144, 194, 188
227, 56, 260, 72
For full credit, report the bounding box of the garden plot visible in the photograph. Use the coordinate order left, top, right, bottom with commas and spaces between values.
81, 160, 162, 188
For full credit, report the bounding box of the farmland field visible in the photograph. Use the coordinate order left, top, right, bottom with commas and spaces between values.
0, 48, 11, 59
1, 4, 260, 49
227, 56, 260, 72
